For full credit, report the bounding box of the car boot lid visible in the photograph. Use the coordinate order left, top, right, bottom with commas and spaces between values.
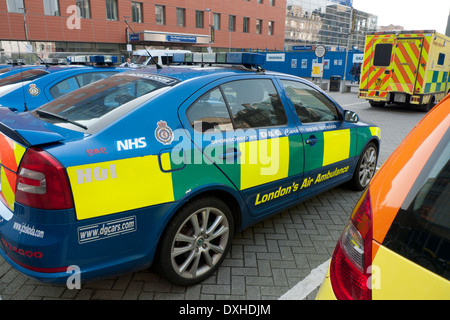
0, 108, 84, 147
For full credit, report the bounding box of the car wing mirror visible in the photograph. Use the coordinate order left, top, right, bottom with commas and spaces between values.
344, 110, 359, 123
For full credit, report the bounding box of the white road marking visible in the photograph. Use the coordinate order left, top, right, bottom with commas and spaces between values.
340, 101, 368, 107
278, 259, 330, 300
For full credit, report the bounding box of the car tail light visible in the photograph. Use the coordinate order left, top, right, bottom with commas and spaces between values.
330, 189, 373, 300
15, 148, 73, 210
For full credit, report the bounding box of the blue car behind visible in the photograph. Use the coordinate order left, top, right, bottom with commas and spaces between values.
0, 64, 128, 112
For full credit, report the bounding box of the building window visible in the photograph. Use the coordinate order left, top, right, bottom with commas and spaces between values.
229, 15, 236, 32
76, 0, 91, 19
213, 13, 220, 31
270, 0, 275, 6
132, 2, 143, 23
6, 0, 24, 13
176, 8, 185, 27
257, 0, 263, 3
256, 19, 262, 34
155, 5, 165, 25
196, 10, 204, 29
268, 21, 274, 35
105, 0, 118, 21
243, 17, 250, 33
43, 0, 60, 16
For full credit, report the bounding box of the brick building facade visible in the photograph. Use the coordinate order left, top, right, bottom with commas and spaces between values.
0, 0, 286, 60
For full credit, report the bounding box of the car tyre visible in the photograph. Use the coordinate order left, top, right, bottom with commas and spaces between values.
369, 101, 385, 108
157, 197, 234, 286
418, 96, 435, 112
348, 142, 378, 191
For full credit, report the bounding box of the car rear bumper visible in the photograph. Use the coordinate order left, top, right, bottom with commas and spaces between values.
315, 262, 337, 300
0, 201, 178, 284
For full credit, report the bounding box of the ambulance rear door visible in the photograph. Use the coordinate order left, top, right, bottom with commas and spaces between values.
362, 34, 396, 100
390, 36, 424, 96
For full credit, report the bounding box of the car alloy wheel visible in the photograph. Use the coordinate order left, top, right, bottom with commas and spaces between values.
358, 144, 377, 188
348, 142, 378, 191
158, 197, 233, 285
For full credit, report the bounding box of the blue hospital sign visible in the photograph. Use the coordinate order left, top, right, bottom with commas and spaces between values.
166, 35, 197, 43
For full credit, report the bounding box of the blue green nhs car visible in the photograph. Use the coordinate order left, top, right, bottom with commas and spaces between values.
0, 53, 380, 285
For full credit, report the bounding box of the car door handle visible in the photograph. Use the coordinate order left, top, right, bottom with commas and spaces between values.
305, 136, 318, 146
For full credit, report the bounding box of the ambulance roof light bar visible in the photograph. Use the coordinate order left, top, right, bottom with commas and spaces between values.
42, 58, 68, 65
172, 52, 265, 71
67, 55, 118, 66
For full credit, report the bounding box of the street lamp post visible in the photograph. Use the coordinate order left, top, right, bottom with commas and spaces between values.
205, 8, 212, 53
341, 5, 353, 92
20, 7, 29, 42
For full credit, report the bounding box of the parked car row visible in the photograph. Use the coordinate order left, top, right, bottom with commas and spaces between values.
0, 52, 447, 299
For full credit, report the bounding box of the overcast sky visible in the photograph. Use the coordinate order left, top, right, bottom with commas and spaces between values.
352, 0, 449, 34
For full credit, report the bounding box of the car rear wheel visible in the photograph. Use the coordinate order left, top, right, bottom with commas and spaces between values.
369, 101, 385, 108
419, 95, 435, 112
157, 197, 234, 286
348, 142, 378, 191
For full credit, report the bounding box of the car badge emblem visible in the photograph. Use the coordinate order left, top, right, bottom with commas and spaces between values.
28, 84, 40, 96
155, 120, 174, 145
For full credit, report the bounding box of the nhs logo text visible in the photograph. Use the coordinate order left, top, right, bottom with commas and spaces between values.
117, 137, 147, 151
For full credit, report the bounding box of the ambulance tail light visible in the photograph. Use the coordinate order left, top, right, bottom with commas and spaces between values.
15, 148, 73, 210
330, 190, 372, 300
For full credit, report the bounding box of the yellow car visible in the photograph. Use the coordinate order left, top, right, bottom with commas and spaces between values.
317, 94, 450, 300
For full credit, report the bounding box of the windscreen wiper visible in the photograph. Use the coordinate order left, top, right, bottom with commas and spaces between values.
35, 109, 88, 130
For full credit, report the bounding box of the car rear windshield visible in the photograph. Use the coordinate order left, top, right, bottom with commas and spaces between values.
0, 69, 49, 87
34, 73, 178, 131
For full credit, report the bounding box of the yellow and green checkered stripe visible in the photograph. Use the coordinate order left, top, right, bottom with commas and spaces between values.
424, 71, 449, 93
68, 128, 380, 220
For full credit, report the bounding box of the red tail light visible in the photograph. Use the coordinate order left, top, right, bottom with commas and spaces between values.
330, 189, 373, 300
15, 148, 73, 210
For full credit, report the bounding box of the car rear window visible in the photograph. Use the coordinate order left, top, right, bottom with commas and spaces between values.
383, 130, 450, 280
0, 69, 49, 86
221, 79, 287, 129
34, 73, 178, 131
0, 67, 12, 74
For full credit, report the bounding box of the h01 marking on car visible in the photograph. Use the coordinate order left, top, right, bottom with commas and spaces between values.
67, 156, 175, 220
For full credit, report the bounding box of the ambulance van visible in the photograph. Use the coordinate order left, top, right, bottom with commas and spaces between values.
358, 30, 450, 111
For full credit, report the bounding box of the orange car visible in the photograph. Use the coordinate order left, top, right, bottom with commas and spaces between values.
317, 94, 450, 299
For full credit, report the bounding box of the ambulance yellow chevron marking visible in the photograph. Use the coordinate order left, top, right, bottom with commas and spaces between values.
391, 38, 422, 94
0, 132, 26, 211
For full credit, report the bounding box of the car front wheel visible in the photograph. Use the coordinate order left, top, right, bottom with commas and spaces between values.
348, 142, 378, 191
157, 197, 234, 286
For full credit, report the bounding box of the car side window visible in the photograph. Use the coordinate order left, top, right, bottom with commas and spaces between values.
75, 72, 115, 86
281, 80, 339, 124
221, 79, 287, 129
186, 87, 233, 132
49, 77, 79, 99
49, 72, 117, 99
